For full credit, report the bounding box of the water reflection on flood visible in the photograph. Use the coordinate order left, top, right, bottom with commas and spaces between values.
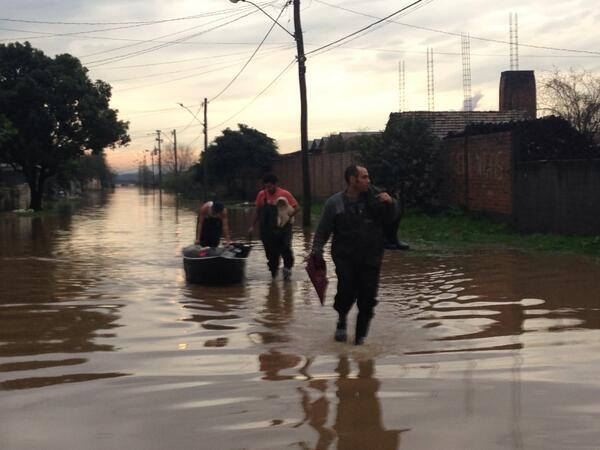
2, 187, 600, 449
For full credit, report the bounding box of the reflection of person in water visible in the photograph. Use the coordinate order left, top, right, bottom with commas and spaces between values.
334, 357, 404, 450
258, 349, 301, 381
257, 282, 299, 380
255, 279, 295, 346
297, 379, 336, 450
297, 356, 406, 450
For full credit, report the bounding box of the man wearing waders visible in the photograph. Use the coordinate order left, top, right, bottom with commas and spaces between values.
311, 165, 397, 345
195, 200, 230, 247
250, 174, 299, 280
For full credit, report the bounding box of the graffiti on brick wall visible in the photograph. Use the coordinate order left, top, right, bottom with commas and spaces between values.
471, 150, 508, 182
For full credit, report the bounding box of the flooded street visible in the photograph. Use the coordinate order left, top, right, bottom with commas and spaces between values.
2, 187, 600, 450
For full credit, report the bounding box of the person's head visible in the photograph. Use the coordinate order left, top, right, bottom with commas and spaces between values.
344, 164, 370, 192
262, 173, 278, 194
211, 201, 224, 214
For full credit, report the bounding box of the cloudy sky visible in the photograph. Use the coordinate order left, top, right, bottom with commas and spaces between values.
2, 0, 599, 172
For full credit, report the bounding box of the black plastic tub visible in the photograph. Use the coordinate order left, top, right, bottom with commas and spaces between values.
183, 243, 251, 285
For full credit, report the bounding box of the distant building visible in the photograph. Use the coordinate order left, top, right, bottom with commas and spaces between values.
387, 110, 529, 140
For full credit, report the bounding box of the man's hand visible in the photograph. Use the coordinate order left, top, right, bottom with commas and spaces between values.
376, 192, 393, 204
248, 225, 254, 235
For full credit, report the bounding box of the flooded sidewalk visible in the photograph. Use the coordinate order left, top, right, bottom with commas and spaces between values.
2, 187, 600, 449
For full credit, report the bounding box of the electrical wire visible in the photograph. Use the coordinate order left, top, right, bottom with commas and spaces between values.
0, 6, 254, 26
84, 9, 259, 67
208, 1, 291, 102
313, 0, 600, 57
110, 44, 293, 84
113, 44, 294, 92
305, 0, 426, 56
209, 58, 296, 131
307, 1, 436, 58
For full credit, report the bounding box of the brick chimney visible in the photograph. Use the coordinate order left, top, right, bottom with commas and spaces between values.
499, 70, 536, 118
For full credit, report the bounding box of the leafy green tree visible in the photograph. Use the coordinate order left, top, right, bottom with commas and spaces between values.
0, 114, 16, 145
201, 124, 279, 198
358, 118, 441, 210
0, 42, 129, 209
324, 133, 345, 153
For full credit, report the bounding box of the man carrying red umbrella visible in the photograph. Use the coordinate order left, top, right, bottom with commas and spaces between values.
310, 165, 398, 345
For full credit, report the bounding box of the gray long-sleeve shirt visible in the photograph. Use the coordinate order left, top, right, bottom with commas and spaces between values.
311, 191, 398, 258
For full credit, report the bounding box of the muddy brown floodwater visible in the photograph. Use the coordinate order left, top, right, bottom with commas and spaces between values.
2, 187, 600, 450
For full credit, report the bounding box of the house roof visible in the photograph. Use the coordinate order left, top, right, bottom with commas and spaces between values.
388, 110, 530, 139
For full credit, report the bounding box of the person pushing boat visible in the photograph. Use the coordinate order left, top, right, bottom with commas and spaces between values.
195, 200, 230, 247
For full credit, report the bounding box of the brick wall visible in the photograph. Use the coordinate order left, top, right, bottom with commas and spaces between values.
442, 131, 513, 216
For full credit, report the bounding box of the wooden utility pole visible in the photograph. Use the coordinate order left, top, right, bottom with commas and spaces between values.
203, 97, 209, 199
150, 149, 155, 186
171, 129, 178, 176
293, 0, 311, 226
155, 130, 163, 186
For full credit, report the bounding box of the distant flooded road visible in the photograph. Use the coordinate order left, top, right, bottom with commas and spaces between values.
2, 187, 600, 449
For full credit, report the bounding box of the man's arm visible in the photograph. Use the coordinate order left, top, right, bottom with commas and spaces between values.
221, 209, 231, 244
195, 204, 208, 244
311, 196, 338, 256
248, 192, 263, 234
376, 192, 399, 224
248, 205, 261, 234
290, 203, 299, 217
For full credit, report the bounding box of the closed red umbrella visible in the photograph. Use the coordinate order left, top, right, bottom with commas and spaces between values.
306, 253, 328, 305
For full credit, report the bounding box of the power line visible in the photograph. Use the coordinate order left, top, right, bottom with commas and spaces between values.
79, 14, 238, 60
0, 7, 263, 44
127, 59, 296, 141
110, 44, 293, 84
209, 58, 296, 131
305, 0, 427, 56
84, 9, 259, 68
106, 48, 264, 70
114, 44, 294, 92
313, 0, 600, 57
208, 1, 291, 102
0, 6, 255, 26
307, 1, 436, 58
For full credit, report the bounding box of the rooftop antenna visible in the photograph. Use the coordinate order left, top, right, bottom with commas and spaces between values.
427, 48, 434, 112
461, 33, 473, 113
509, 12, 519, 70
398, 60, 406, 112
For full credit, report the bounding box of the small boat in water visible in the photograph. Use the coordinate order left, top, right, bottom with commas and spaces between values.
182, 243, 251, 284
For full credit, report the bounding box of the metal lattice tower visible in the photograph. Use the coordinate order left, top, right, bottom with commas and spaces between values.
461, 33, 473, 112
398, 60, 406, 112
509, 12, 519, 70
427, 48, 434, 112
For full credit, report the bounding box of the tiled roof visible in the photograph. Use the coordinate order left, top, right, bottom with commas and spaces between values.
388, 110, 530, 139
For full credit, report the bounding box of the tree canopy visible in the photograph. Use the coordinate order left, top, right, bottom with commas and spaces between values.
201, 124, 278, 197
358, 118, 441, 210
540, 68, 600, 137
0, 42, 129, 209
0, 114, 16, 145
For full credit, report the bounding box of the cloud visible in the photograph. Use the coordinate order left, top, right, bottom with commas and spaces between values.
2, 0, 599, 170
